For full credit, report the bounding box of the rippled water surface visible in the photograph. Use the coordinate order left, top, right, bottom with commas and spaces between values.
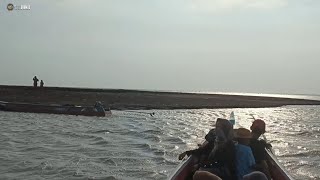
0, 106, 320, 180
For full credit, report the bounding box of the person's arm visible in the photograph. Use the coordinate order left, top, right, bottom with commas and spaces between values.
178, 149, 201, 160
178, 151, 187, 160
187, 141, 209, 156
178, 141, 209, 160
199, 141, 209, 148
179, 129, 215, 160
252, 141, 272, 180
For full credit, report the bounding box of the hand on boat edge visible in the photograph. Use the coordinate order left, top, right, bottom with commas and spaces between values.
178, 152, 187, 160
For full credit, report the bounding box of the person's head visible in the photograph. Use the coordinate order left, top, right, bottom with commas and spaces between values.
215, 118, 233, 140
243, 171, 268, 180
234, 128, 251, 145
216, 118, 232, 131
193, 171, 222, 180
250, 119, 266, 138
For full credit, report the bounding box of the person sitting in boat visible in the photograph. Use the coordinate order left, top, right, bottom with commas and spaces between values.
178, 118, 236, 179
178, 125, 216, 161
178, 118, 233, 160
234, 128, 256, 180
193, 171, 223, 180
193, 171, 268, 180
197, 118, 236, 180
94, 101, 105, 113
207, 118, 234, 160
249, 119, 272, 179
243, 171, 268, 180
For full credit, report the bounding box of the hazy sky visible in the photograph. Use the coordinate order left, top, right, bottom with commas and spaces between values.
1, 0, 319, 94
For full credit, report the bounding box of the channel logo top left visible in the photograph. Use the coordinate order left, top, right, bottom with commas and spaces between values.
7, 3, 14, 11
6, 3, 31, 11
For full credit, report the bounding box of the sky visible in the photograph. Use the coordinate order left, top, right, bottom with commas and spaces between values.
0, 0, 320, 94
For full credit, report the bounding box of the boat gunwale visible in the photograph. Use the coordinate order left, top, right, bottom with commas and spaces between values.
168, 155, 194, 180
265, 148, 294, 180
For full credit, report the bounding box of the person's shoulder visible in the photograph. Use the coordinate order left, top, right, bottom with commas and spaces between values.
205, 128, 216, 142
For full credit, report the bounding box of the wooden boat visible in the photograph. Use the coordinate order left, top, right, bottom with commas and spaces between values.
169, 147, 294, 180
0, 101, 111, 117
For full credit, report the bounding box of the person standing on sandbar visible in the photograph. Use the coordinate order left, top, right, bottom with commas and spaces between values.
33, 76, 39, 87
40, 80, 44, 88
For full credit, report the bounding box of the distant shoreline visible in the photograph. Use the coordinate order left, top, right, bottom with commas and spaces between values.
1, 85, 320, 110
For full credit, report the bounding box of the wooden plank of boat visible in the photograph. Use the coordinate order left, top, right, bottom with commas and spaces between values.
169, 148, 293, 180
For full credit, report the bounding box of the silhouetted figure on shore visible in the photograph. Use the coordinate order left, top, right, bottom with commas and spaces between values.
33, 76, 39, 87
40, 80, 44, 88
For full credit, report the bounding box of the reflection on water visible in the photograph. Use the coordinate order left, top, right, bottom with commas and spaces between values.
192, 92, 320, 101
0, 106, 319, 179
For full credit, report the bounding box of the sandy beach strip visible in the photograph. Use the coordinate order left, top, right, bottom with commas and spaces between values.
1, 85, 320, 110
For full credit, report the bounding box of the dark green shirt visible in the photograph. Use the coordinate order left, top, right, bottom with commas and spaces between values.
250, 139, 267, 163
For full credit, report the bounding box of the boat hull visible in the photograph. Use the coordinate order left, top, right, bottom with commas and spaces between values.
169, 148, 293, 180
0, 101, 110, 117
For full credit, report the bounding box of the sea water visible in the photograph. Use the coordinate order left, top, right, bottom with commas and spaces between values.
0, 106, 319, 180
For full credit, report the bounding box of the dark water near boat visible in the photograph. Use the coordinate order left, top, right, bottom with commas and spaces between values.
1, 106, 320, 180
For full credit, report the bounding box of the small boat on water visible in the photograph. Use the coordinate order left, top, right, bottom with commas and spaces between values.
169, 147, 293, 180
0, 101, 111, 117
171, 113, 293, 180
